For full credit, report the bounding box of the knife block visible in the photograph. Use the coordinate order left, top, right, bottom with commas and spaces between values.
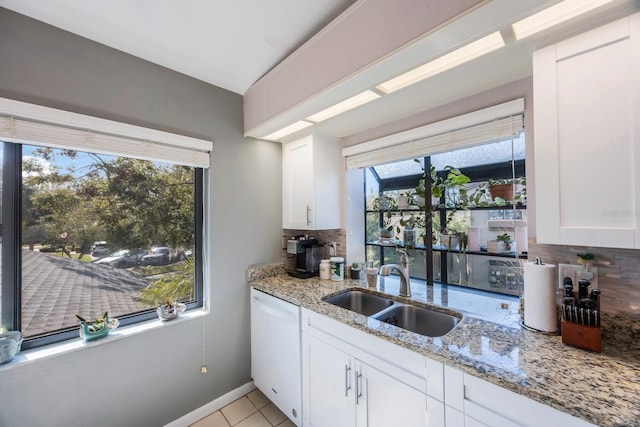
561, 287, 601, 352
561, 319, 601, 353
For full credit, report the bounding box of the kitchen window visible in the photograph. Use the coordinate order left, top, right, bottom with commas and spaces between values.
364, 133, 526, 296
347, 100, 527, 296
0, 98, 211, 350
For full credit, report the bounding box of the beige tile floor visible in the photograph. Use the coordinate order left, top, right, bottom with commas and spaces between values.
190, 389, 295, 427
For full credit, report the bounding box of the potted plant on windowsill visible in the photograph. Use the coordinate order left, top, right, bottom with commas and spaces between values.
397, 213, 424, 248
396, 191, 415, 210
350, 262, 362, 279
488, 177, 526, 203
468, 177, 526, 207
438, 211, 469, 250
414, 159, 471, 249
372, 195, 398, 242
412, 160, 471, 245
488, 233, 512, 253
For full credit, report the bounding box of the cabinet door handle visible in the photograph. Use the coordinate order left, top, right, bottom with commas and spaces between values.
355, 371, 363, 405
345, 364, 352, 396
306, 205, 311, 226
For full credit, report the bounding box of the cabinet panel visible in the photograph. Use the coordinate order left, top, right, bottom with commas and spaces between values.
360, 361, 430, 427
462, 373, 596, 427
556, 36, 634, 235
464, 415, 489, 427
445, 406, 465, 427
282, 133, 342, 230
533, 12, 640, 248
302, 333, 355, 427
283, 137, 314, 229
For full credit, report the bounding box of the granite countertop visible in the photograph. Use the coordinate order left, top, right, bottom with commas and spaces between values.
248, 264, 640, 427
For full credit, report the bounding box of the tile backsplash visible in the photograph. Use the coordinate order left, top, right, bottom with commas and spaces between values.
282, 229, 346, 270
277, 232, 640, 319
530, 242, 640, 319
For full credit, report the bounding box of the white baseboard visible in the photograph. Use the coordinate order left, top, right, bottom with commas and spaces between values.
165, 381, 256, 427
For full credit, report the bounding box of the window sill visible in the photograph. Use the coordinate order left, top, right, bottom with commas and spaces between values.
0, 309, 208, 372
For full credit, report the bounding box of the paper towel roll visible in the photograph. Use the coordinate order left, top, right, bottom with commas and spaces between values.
523, 260, 557, 332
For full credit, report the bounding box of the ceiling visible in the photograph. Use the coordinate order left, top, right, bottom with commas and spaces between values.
0, 0, 355, 95
1, 0, 639, 142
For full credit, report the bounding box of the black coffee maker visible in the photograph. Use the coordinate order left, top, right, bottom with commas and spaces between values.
287, 235, 324, 279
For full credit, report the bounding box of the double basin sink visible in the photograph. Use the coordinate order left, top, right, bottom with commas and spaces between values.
323, 289, 461, 337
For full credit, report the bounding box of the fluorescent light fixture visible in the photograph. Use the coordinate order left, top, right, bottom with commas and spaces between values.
262, 120, 313, 141
306, 90, 381, 123
512, 0, 616, 40
376, 31, 505, 94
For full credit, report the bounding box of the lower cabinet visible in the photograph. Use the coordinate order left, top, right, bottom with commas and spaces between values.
303, 333, 437, 427
360, 359, 442, 427
251, 293, 597, 427
444, 366, 596, 427
301, 309, 445, 427
303, 333, 354, 427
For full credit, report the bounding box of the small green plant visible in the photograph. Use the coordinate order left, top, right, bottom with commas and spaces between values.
496, 233, 512, 250
138, 258, 194, 305
371, 194, 397, 211
577, 252, 595, 268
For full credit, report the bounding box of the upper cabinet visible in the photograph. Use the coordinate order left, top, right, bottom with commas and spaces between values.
534, 12, 640, 249
283, 134, 342, 230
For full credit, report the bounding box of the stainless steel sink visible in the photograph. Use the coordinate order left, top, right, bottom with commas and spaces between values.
323, 290, 394, 316
323, 289, 461, 337
371, 304, 461, 337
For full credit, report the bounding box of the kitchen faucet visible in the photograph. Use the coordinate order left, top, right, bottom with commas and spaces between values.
379, 249, 411, 297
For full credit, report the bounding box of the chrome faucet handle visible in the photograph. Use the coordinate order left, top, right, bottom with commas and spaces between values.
396, 249, 408, 263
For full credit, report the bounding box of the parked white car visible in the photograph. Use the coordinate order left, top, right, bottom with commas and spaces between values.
95, 249, 147, 268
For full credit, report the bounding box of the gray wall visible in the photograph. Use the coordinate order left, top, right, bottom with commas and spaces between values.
0, 8, 282, 427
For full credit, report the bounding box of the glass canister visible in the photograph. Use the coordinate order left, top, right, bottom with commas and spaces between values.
319, 259, 331, 280
330, 257, 344, 281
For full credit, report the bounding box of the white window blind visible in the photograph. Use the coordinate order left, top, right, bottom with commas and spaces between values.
0, 98, 212, 168
343, 99, 524, 169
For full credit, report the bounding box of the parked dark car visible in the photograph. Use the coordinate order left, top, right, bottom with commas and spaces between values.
90, 241, 109, 258
94, 249, 147, 268
140, 247, 171, 266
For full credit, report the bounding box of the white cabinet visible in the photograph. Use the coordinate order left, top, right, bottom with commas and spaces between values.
282, 133, 342, 230
362, 360, 440, 427
443, 366, 596, 427
533, 12, 640, 248
250, 288, 301, 425
301, 308, 445, 427
303, 333, 354, 427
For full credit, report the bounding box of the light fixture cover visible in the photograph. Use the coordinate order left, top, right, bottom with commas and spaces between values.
263, 120, 313, 141
512, 0, 615, 40
376, 31, 505, 94
306, 90, 381, 123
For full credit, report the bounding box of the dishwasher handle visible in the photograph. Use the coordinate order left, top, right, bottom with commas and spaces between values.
252, 296, 297, 323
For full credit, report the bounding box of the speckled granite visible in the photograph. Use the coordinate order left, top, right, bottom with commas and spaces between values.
247, 263, 287, 282
249, 272, 640, 427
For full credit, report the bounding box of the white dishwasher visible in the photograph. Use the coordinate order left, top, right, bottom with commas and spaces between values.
250, 288, 301, 426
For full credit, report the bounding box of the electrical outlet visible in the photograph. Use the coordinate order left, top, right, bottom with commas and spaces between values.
558, 263, 598, 290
